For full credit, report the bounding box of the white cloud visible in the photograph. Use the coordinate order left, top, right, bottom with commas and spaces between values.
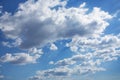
55, 58, 76, 66
66, 34, 120, 68
0, 0, 119, 80
30, 52, 106, 80
29, 62, 105, 80
29, 66, 73, 80
54, 53, 92, 66
33, 34, 120, 80
0, 53, 41, 65
50, 43, 58, 51
0, 0, 112, 49
68, 34, 120, 53
49, 61, 54, 65
28, 48, 43, 55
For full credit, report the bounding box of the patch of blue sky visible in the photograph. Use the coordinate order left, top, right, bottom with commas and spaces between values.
2, 63, 37, 80
41, 39, 74, 64
0, 0, 27, 14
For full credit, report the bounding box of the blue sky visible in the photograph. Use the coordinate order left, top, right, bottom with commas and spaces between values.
0, 0, 120, 80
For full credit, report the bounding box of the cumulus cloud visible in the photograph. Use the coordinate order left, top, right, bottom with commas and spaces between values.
66, 34, 120, 69
30, 34, 120, 80
54, 53, 92, 66
28, 47, 43, 55
0, 0, 119, 80
29, 67, 72, 80
50, 43, 58, 51
0, 53, 41, 65
0, 0, 112, 49
68, 34, 120, 55
29, 63, 105, 80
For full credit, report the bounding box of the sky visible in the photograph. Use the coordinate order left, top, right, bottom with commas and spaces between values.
0, 0, 120, 80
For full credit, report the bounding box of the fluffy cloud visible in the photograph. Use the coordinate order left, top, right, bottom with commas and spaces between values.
54, 53, 92, 66
29, 62, 105, 80
29, 67, 72, 80
0, 0, 112, 49
31, 34, 120, 80
0, 53, 41, 65
0, 0, 119, 80
66, 34, 120, 69
74, 36, 119, 53
28, 47, 43, 55
0, 47, 43, 65
50, 43, 58, 51
67, 34, 120, 56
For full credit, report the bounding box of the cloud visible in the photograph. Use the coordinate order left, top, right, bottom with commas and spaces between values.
0, 0, 112, 49
0, 0, 119, 80
0, 53, 41, 65
50, 43, 58, 51
28, 48, 43, 55
54, 53, 92, 66
30, 48, 108, 80
49, 61, 54, 65
35, 34, 120, 80
29, 63, 105, 80
29, 66, 72, 80
66, 34, 120, 66
67, 34, 120, 53
2, 38, 22, 48
0, 75, 4, 79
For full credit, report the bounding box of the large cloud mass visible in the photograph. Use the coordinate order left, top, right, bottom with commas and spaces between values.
0, 0, 112, 49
